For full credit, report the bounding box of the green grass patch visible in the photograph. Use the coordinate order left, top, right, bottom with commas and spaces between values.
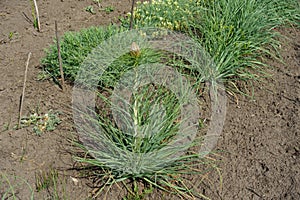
74, 81, 214, 199
71, 45, 211, 198
41, 25, 122, 82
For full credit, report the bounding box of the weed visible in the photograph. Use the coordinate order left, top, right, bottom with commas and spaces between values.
121, 0, 202, 31
35, 169, 58, 192
8, 32, 14, 40
1, 123, 9, 132
103, 6, 115, 14
85, 5, 96, 14
37, 70, 51, 81
35, 169, 68, 199
20, 110, 61, 135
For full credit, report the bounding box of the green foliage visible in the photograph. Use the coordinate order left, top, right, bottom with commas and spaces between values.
262, 0, 300, 26
42, 0, 300, 88
99, 48, 162, 88
35, 169, 68, 200
8, 32, 14, 40
190, 0, 278, 85
35, 169, 59, 192
74, 68, 209, 198
103, 6, 115, 14
188, 0, 300, 86
122, 181, 153, 200
1, 123, 9, 132
121, 0, 300, 91
121, 0, 202, 31
41, 25, 121, 82
85, 5, 96, 14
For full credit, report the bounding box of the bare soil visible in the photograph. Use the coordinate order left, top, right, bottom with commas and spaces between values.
0, 0, 299, 199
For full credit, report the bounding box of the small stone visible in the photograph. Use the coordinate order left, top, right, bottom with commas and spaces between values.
70, 176, 79, 186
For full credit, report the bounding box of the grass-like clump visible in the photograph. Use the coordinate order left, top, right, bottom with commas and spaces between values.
75, 84, 208, 198
41, 25, 122, 82
72, 42, 210, 198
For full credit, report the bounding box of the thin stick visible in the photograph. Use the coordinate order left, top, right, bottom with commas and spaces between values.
129, 0, 135, 30
55, 20, 65, 91
33, 0, 41, 32
19, 52, 32, 128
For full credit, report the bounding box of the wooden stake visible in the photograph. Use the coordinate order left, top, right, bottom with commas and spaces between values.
129, 0, 135, 30
33, 0, 41, 32
19, 52, 32, 129
55, 20, 65, 91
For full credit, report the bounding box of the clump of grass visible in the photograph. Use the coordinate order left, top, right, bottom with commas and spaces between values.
35, 169, 68, 200
35, 169, 58, 192
71, 37, 214, 198
41, 25, 122, 82
188, 0, 299, 91
43, 25, 212, 196
262, 0, 300, 26
74, 84, 212, 199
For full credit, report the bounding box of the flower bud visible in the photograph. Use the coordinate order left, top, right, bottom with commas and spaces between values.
130, 42, 141, 57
